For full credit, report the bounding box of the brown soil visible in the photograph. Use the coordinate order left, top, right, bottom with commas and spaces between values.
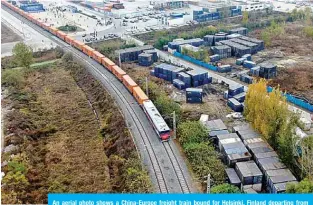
1, 23, 22, 44
250, 22, 313, 102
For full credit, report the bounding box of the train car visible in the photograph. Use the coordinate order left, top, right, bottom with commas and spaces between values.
82, 45, 95, 57
42, 23, 50, 31
65, 35, 74, 45
122, 75, 138, 94
72, 40, 85, 51
133, 86, 148, 105
92, 51, 105, 64
49, 27, 58, 36
142, 100, 171, 141
111, 65, 126, 81
101, 57, 115, 72
56, 30, 67, 41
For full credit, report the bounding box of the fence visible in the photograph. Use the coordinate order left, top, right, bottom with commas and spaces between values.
173, 51, 313, 112
173, 51, 218, 72
267, 87, 313, 112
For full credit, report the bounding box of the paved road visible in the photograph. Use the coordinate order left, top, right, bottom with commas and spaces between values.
1, 8, 56, 57
2, 5, 197, 193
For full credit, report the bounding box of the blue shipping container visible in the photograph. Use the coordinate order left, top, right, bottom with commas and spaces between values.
228, 98, 243, 112
243, 61, 256, 69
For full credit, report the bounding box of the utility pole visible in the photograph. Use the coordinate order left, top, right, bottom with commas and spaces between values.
173, 111, 176, 139
204, 174, 211, 193
146, 77, 149, 97
119, 53, 121, 67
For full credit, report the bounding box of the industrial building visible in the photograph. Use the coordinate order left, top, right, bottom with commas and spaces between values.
16, 1, 45, 12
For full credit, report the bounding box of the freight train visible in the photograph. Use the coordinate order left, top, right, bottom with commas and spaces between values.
1, 0, 172, 141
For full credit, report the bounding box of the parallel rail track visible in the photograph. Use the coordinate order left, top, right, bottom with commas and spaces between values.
2, 5, 192, 193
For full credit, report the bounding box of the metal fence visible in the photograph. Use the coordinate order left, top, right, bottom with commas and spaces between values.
173, 51, 218, 72
267, 87, 313, 112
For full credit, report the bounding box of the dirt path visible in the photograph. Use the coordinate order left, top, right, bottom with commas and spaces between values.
1, 22, 22, 44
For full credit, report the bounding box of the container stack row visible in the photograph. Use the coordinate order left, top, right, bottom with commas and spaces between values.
213, 122, 299, 193
152, 63, 212, 90
211, 45, 232, 58
219, 40, 251, 57
224, 84, 246, 112
115, 45, 154, 63
193, 6, 241, 23
168, 38, 204, 52
232, 124, 298, 193
229, 27, 248, 36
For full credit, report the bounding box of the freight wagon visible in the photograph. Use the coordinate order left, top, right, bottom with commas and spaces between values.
2, 0, 174, 142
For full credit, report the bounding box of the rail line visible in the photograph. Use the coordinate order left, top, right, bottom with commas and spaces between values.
2, 5, 192, 193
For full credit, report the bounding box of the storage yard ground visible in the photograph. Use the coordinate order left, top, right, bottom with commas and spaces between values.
250, 22, 313, 103
1, 22, 22, 43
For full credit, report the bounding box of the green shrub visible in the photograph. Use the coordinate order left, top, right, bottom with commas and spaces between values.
177, 121, 208, 146
1, 69, 25, 89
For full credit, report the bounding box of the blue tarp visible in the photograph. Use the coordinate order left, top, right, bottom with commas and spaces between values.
173, 51, 218, 72
267, 86, 313, 112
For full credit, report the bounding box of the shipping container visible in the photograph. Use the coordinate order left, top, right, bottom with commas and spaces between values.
210, 54, 220, 62
176, 72, 191, 87
203, 35, 214, 46
112, 65, 126, 81
205, 119, 227, 131
233, 124, 252, 133
229, 27, 248, 36
219, 40, 251, 57
186, 96, 202, 103
228, 84, 244, 97
237, 129, 260, 141
186, 88, 203, 98
144, 50, 158, 62
242, 54, 252, 61
266, 169, 297, 193
173, 79, 185, 90
227, 98, 243, 112
49, 27, 58, 36
133, 87, 148, 105
239, 36, 264, 51
82, 45, 95, 57
227, 33, 242, 40
138, 53, 153, 66
233, 92, 246, 103
259, 62, 277, 79
92, 51, 105, 64
224, 142, 251, 166
271, 181, 298, 194
102, 57, 116, 71
243, 61, 256, 69
235, 161, 263, 185
250, 66, 260, 77
242, 184, 262, 192
231, 38, 258, 54
218, 133, 241, 151
65, 35, 74, 45
218, 65, 232, 73
236, 58, 246, 65
211, 45, 231, 59
122, 75, 138, 93
226, 168, 241, 187
56, 30, 67, 40
72, 40, 85, 51
255, 151, 278, 167
209, 130, 229, 139
115, 45, 154, 62
246, 142, 274, 158
240, 74, 254, 84
259, 157, 287, 174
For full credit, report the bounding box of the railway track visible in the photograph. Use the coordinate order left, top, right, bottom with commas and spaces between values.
2, 5, 193, 193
